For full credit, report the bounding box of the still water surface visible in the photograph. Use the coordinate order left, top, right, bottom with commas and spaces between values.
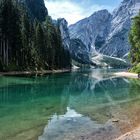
0, 69, 140, 140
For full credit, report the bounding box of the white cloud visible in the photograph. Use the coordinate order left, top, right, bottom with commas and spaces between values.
45, 0, 84, 25
45, 0, 114, 25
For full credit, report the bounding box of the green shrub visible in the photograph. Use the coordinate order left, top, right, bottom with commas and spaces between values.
130, 63, 140, 73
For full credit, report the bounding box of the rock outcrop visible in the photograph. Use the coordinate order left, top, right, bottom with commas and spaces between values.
58, 15, 129, 67
57, 18, 70, 50
69, 10, 112, 53
68, 0, 140, 63
100, 0, 140, 58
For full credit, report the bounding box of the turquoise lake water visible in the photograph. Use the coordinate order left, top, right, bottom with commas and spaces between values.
0, 69, 140, 140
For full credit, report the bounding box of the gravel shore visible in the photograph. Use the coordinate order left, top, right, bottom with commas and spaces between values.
116, 127, 140, 140
114, 72, 138, 79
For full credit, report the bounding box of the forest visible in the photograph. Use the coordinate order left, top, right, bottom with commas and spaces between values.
0, 0, 71, 71
129, 11, 140, 73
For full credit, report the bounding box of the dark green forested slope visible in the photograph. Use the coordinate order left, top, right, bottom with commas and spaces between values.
24, 0, 48, 22
0, 0, 71, 71
129, 12, 140, 73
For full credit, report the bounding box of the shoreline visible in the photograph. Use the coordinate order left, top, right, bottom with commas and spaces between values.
0, 69, 71, 76
114, 71, 140, 139
116, 126, 140, 140
114, 71, 138, 79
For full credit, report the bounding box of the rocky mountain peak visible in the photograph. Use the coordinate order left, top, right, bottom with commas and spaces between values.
99, 0, 140, 57
68, 0, 140, 60
60, 0, 140, 67
69, 9, 112, 53
90, 9, 110, 18
57, 18, 70, 50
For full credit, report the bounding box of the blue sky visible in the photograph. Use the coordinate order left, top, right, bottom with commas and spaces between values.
45, 0, 122, 25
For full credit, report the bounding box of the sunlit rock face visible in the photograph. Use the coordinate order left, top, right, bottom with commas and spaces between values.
69, 10, 112, 53
57, 18, 71, 50
99, 0, 140, 58
58, 17, 130, 67
58, 19, 96, 65
68, 0, 140, 61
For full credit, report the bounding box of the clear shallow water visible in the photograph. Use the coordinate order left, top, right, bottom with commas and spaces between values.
0, 69, 140, 140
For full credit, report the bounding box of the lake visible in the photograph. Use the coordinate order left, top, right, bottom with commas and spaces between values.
0, 69, 140, 140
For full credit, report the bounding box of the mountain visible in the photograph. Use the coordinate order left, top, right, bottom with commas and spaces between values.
69, 9, 112, 53
58, 18, 129, 68
57, 18, 70, 50
19, 0, 48, 21
68, 0, 140, 67
58, 18, 95, 66
99, 0, 140, 58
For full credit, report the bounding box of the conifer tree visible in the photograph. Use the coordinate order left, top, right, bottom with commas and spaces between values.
0, 0, 71, 71
129, 12, 140, 65
0, 0, 21, 69
35, 22, 46, 68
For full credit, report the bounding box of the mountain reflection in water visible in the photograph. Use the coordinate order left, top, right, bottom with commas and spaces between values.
0, 69, 140, 140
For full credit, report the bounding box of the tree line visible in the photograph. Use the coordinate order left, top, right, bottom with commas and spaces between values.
129, 11, 140, 73
0, 0, 71, 71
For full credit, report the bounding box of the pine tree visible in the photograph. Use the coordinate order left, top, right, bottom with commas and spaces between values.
44, 16, 55, 69
129, 12, 140, 65
0, 0, 71, 71
35, 22, 46, 69
21, 12, 31, 68
0, 0, 21, 70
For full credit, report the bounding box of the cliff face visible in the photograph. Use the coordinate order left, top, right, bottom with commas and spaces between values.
58, 18, 129, 68
68, 0, 140, 59
69, 10, 112, 53
57, 18, 70, 50
99, 0, 140, 58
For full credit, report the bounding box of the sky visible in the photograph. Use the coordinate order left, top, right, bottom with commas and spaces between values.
45, 0, 122, 25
